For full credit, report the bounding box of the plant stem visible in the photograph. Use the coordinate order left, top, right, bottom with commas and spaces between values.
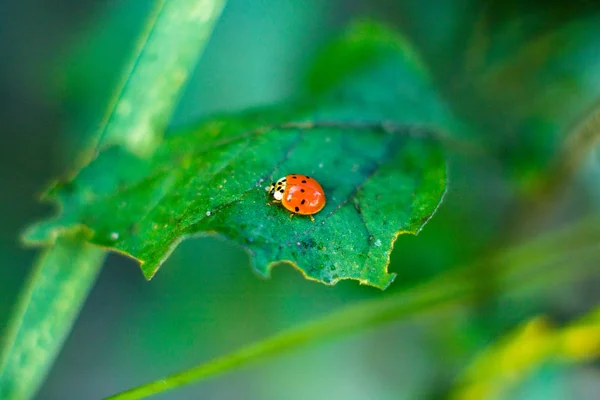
0, 234, 105, 400
106, 214, 600, 400
540, 99, 600, 198
93, 0, 228, 157
108, 278, 471, 400
1, 1, 228, 398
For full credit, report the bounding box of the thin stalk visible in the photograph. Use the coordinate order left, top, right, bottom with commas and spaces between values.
0, 1, 228, 399
0, 234, 105, 400
106, 214, 600, 400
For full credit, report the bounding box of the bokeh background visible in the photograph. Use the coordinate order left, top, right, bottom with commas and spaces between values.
1, 0, 599, 399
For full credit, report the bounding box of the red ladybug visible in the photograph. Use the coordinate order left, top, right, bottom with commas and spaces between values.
266, 174, 326, 220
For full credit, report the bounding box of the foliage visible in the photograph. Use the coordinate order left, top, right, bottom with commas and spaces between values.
451, 308, 600, 400
3, 1, 600, 399
0, 1, 226, 399
25, 22, 454, 289
107, 214, 600, 399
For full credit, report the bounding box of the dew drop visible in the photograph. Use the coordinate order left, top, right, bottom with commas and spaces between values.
206, 211, 211, 217
110, 232, 119, 241
374, 239, 382, 247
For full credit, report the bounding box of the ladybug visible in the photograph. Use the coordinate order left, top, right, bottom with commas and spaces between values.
266, 174, 326, 220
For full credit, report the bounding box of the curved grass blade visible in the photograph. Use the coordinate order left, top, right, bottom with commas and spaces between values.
0, 1, 228, 399
0, 233, 105, 400
105, 214, 600, 400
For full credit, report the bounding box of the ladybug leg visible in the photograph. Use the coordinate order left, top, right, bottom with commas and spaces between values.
309, 215, 315, 223
266, 200, 280, 206
289, 213, 295, 219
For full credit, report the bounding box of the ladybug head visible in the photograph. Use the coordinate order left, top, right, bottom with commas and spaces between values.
266, 176, 286, 201
266, 182, 275, 195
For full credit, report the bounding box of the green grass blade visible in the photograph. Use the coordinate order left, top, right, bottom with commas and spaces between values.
0, 234, 105, 400
95, 0, 227, 157
1, 1, 228, 398
105, 215, 600, 400
107, 278, 471, 400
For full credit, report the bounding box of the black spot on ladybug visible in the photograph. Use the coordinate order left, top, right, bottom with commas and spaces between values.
282, 178, 286, 182
301, 199, 306, 205
302, 180, 306, 183
301, 189, 305, 193
306, 176, 310, 179
279, 189, 284, 193
294, 206, 299, 212
292, 176, 297, 179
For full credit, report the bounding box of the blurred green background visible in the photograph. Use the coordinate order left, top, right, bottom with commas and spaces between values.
1, 0, 599, 399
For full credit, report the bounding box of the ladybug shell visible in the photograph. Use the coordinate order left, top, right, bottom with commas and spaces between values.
282, 174, 326, 215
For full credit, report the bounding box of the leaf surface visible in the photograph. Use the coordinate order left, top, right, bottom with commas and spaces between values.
25, 23, 454, 289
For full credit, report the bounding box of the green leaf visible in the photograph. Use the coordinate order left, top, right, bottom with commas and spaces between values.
304, 20, 426, 96
0, 233, 105, 400
25, 23, 454, 289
